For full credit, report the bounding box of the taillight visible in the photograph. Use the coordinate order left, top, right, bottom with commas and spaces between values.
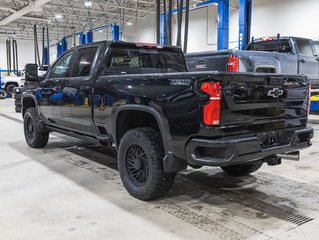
227, 56, 239, 72
307, 83, 311, 115
200, 82, 221, 125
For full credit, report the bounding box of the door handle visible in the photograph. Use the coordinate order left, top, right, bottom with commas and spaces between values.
299, 59, 306, 63
53, 79, 61, 84
80, 86, 90, 91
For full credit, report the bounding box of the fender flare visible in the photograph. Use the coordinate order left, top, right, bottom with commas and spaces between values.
111, 105, 187, 173
111, 104, 174, 155
21, 93, 41, 118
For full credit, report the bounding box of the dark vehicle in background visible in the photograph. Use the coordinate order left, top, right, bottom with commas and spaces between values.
186, 36, 319, 89
22, 41, 313, 201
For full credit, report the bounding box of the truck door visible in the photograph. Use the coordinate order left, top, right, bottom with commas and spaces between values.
39, 50, 75, 126
61, 46, 99, 134
311, 41, 319, 88
295, 38, 319, 86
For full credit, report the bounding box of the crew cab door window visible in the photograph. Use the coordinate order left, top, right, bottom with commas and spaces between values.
295, 39, 314, 56
72, 47, 98, 77
49, 51, 74, 78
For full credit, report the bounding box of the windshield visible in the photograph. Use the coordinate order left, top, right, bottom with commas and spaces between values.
246, 39, 293, 53
105, 47, 187, 75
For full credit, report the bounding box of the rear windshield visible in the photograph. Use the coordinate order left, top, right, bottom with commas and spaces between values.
246, 39, 293, 53
104, 47, 187, 75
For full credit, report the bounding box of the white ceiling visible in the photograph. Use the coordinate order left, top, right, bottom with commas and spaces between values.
0, 0, 239, 41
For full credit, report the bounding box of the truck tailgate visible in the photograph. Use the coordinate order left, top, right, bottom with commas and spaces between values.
220, 74, 309, 136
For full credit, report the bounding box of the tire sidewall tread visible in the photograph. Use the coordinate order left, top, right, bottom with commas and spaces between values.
118, 127, 175, 201
23, 108, 49, 148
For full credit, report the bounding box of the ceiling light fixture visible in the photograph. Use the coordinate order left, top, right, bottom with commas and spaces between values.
55, 14, 63, 19
84, 0, 93, 7
127, 22, 133, 26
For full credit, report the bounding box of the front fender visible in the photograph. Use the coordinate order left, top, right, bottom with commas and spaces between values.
21, 93, 40, 118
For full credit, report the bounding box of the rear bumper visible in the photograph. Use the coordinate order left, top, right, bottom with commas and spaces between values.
185, 126, 313, 167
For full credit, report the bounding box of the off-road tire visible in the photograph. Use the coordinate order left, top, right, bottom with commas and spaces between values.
15, 106, 21, 113
15, 99, 21, 106
24, 108, 49, 148
221, 161, 263, 176
14, 93, 22, 100
118, 127, 176, 201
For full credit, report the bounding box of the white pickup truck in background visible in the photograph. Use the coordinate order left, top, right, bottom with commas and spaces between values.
1, 73, 24, 95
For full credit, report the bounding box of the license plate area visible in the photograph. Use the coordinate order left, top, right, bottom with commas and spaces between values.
257, 130, 294, 148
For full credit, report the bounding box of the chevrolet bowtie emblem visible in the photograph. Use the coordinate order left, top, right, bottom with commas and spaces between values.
268, 88, 283, 98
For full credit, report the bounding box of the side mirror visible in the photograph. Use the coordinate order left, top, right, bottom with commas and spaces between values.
25, 64, 38, 81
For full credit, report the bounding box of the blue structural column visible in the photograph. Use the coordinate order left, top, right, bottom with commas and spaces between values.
79, 32, 86, 45
238, 0, 252, 50
56, 43, 61, 58
43, 47, 48, 65
57, 37, 67, 58
217, 0, 229, 50
160, 14, 166, 45
112, 24, 119, 41
85, 30, 93, 44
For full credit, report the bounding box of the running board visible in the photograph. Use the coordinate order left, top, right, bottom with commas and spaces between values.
46, 126, 110, 146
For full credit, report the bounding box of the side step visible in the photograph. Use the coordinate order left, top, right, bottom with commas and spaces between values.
47, 125, 110, 146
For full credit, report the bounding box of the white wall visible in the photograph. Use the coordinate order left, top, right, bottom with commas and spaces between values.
0, 38, 36, 71
119, 0, 319, 52
120, 4, 239, 53
2, 0, 319, 71
122, 14, 156, 43
251, 0, 319, 40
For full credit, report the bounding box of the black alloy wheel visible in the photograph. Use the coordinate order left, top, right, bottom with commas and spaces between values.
126, 144, 150, 185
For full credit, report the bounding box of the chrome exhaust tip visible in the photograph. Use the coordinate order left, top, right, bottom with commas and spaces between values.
277, 151, 300, 161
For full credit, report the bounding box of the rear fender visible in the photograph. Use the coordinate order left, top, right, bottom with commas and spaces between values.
111, 105, 187, 173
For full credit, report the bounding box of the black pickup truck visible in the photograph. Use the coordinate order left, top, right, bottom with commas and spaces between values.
186, 36, 319, 89
22, 41, 313, 200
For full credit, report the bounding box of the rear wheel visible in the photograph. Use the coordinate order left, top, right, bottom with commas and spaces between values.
24, 108, 49, 148
6, 84, 16, 95
221, 161, 263, 176
118, 127, 176, 201
0, 90, 7, 99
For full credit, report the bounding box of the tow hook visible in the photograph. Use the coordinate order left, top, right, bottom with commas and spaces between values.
267, 155, 282, 166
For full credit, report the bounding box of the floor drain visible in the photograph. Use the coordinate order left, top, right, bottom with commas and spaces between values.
224, 194, 314, 226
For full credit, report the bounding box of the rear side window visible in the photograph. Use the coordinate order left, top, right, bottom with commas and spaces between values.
73, 47, 98, 77
103, 47, 187, 75
49, 51, 74, 78
246, 39, 293, 53
295, 39, 314, 56
313, 42, 319, 56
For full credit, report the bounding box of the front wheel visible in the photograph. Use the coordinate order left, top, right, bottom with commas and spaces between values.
221, 161, 263, 176
118, 127, 176, 201
15, 106, 21, 113
24, 108, 49, 148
